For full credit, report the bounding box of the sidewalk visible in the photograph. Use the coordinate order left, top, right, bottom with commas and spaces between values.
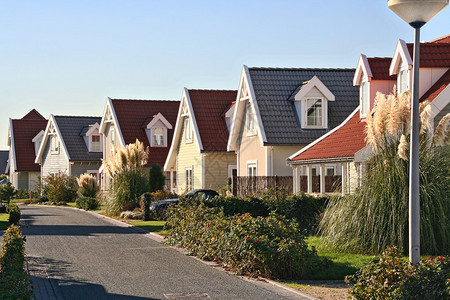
27, 255, 63, 300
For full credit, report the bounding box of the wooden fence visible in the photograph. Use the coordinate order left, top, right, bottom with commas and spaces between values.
233, 176, 293, 197
297, 175, 342, 193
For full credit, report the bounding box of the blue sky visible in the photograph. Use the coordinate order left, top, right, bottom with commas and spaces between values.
1, 0, 449, 149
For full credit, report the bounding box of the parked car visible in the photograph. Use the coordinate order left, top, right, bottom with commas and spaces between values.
149, 189, 219, 220
0, 178, 9, 185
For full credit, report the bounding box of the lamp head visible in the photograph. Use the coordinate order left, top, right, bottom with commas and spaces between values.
388, 0, 449, 28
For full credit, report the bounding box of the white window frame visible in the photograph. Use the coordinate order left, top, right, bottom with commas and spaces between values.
50, 135, 60, 155
228, 165, 237, 178
150, 127, 167, 147
398, 68, 410, 94
184, 118, 193, 144
246, 103, 257, 136
246, 160, 257, 177
360, 81, 370, 117
89, 135, 102, 152
87, 170, 99, 181
110, 128, 116, 147
304, 98, 325, 128
185, 166, 193, 191
325, 166, 335, 176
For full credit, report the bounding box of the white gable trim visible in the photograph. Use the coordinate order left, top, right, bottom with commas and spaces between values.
164, 88, 203, 172
227, 65, 266, 151
32, 130, 45, 143
85, 123, 101, 136
287, 107, 361, 162
390, 39, 413, 76
99, 98, 126, 147
35, 115, 71, 163
430, 84, 450, 119
353, 54, 372, 86
147, 112, 173, 129
8, 118, 17, 172
295, 76, 335, 101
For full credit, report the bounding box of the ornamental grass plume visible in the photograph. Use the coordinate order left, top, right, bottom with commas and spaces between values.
433, 113, 450, 147
76, 173, 99, 198
319, 89, 449, 255
419, 101, 432, 135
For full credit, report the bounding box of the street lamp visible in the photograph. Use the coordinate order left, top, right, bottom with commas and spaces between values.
388, 0, 449, 265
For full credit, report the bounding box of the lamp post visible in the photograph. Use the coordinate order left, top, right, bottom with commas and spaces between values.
388, 0, 449, 265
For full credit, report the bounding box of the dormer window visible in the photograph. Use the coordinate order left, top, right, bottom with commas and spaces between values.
145, 112, 173, 147
306, 98, 323, 127
360, 81, 370, 116
50, 136, 60, 154
85, 123, 103, 153
294, 75, 335, 129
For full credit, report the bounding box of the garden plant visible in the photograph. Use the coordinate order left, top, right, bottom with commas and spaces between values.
41, 172, 78, 203
75, 173, 99, 210
319, 90, 450, 255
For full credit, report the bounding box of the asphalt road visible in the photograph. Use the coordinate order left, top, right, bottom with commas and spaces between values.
19, 205, 306, 300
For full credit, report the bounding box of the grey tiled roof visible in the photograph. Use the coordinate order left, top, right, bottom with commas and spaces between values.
54, 116, 102, 162
248, 67, 359, 145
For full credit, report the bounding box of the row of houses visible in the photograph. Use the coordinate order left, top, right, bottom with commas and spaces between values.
5, 34, 450, 196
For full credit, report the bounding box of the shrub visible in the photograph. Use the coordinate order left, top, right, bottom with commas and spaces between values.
346, 246, 449, 300
165, 199, 330, 279
149, 163, 165, 192
42, 172, 77, 203
0, 225, 33, 299
151, 190, 177, 201
0, 182, 18, 205
75, 196, 98, 211
7, 204, 21, 225
14, 189, 29, 199
102, 139, 150, 215
320, 93, 450, 255
76, 174, 99, 198
140, 193, 153, 221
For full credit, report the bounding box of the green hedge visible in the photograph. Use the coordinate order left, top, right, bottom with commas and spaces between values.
0, 225, 33, 299
165, 200, 330, 279
75, 196, 98, 211
346, 246, 449, 299
7, 204, 21, 225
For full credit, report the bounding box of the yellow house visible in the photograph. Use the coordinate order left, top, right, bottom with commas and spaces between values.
164, 88, 237, 194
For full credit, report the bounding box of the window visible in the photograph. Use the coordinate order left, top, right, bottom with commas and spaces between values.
153, 128, 164, 146
91, 135, 101, 152
247, 161, 257, 177
87, 170, 99, 180
360, 81, 370, 116
185, 167, 193, 191
246, 103, 256, 136
110, 128, 115, 146
311, 167, 318, 176
184, 118, 193, 143
306, 99, 323, 127
399, 70, 409, 94
50, 136, 60, 154
326, 167, 335, 176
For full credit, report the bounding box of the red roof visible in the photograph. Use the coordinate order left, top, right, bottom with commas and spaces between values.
11, 110, 47, 172
420, 69, 450, 103
430, 35, 450, 43
188, 89, 237, 152
290, 111, 367, 162
407, 42, 450, 68
368, 57, 396, 80
111, 99, 180, 167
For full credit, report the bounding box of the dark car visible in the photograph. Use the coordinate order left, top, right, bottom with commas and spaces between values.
149, 189, 219, 220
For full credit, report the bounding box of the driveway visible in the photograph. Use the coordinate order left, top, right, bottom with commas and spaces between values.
19, 205, 309, 299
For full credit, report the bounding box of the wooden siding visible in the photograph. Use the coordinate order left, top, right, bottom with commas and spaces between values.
204, 152, 236, 191
70, 162, 101, 179
176, 119, 202, 193
41, 135, 69, 177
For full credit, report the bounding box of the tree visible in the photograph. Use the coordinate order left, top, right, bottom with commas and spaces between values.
319, 90, 450, 255
149, 163, 165, 192
0, 182, 17, 205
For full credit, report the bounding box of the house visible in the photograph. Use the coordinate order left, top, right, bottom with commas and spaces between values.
99, 98, 179, 190
227, 66, 360, 179
287, 35, 450, 195
164, 88, 237, 193
35, 115, 103, 179
7, 109, 47, 191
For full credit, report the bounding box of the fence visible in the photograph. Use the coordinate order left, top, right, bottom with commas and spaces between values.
233, 176, 293, 197
297, 175, 342, 193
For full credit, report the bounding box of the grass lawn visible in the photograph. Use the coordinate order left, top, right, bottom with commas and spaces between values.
306, 236, 375, 280
127, 220, 168, 236
0, 213, 8, 230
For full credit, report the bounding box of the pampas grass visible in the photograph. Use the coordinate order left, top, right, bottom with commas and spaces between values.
319, 89, 449, 255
